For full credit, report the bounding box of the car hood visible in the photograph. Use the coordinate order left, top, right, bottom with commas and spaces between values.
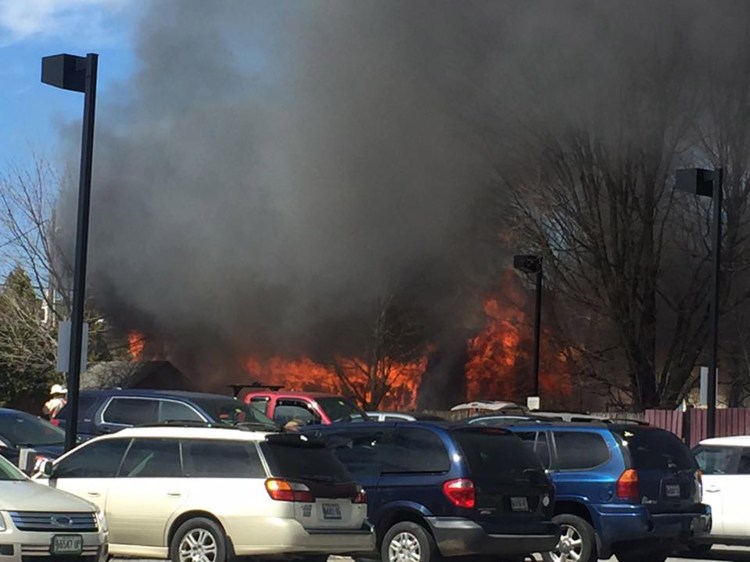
0, 480, 96, 512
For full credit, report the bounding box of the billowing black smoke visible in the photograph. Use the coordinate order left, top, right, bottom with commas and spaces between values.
56, 0, 750, 396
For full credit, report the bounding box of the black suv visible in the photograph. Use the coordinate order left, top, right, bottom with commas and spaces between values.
54, 389, 277, 439
303, 421, 560, 562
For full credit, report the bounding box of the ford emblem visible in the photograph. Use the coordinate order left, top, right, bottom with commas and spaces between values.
51, 516, 73, 527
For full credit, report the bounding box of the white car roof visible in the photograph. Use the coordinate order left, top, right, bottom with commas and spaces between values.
98, 426, 274, 441
699, 435, 750, 447
451, 401, 523, 412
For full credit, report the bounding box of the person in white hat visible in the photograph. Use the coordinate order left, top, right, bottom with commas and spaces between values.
43, 384, 68, 420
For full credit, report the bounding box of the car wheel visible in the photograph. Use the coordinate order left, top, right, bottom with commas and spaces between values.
170, 517, 228, 562
541, 514, 596, 562
687, 543, 713, 554
381, 521, 439, 562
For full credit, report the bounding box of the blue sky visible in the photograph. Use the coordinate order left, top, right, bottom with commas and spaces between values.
0, 0, 140, 167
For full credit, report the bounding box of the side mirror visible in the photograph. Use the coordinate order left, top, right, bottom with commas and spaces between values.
41, 459, 54, 478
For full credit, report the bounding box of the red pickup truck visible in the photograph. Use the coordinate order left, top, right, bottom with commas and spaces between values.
236, 385, 369, 426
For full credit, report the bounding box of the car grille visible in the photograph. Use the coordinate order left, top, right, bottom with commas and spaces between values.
10, 512, 97, 532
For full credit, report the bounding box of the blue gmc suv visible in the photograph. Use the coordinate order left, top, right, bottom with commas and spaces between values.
303, 421, 560, 562
475, 421, 711, 562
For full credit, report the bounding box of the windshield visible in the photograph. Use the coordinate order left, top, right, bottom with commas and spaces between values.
316, 397, 367, 422
0, 454, 27, 481
617, 428, 696, 470
0, 411, 64, 447
195, 398, 277, 428
260, 439, 353, 482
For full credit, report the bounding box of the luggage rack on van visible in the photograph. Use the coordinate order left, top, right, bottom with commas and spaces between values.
136, 420, 281, 432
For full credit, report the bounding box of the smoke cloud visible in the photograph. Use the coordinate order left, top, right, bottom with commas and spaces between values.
57, 1, 750, 381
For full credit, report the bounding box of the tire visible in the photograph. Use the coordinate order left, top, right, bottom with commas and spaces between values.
170, 517, 228, 562
687, 543, 713, 554
300, 557, 330, 562
541, 514, 597, 562
381, 521, 439, 562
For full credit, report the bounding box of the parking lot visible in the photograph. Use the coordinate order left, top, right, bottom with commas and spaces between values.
113, 546, 750, 562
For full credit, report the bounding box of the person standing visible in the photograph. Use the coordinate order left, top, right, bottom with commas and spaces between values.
43, 384, 67, 420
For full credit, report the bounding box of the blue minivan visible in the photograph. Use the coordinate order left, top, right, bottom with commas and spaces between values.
476, 421, 711, 562
304, 421, 560, 562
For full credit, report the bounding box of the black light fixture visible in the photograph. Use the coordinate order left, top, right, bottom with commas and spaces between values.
675, 167, 723, 438
514, 254, 543, 407
42, 53, 99, 451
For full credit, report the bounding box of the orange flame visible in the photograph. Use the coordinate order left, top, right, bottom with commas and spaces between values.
465, 296, 525, 400
243, 355, 425, 410
128, 331, 145, 361
464, 272, 573, 405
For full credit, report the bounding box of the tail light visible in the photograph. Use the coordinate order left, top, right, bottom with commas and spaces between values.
694, 470, 703, 501
616, 469, 639, 501
443, 478, 475, 509
353, 486, 367, 504
265, 478, 315, 502
50, 419, 60, 427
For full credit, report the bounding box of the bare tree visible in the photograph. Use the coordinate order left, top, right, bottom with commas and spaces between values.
693, 50, 750, 406
0, 158, 72, 318
502, 52, 717, 409
324, 287, 428, 410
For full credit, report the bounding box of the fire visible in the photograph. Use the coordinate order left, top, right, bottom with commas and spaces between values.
128, 331, 146, 361
465, 296, 526, 399
243, 355, 425, 410
464, 271, 572, 406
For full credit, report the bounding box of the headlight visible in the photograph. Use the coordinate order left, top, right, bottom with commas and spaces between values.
95, 509, 107, 533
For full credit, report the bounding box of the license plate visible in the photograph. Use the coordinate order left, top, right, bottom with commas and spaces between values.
665, 484, 681, 498
322, 503, 342, 520
510, 496, 529, 512
51, 535, 83, 555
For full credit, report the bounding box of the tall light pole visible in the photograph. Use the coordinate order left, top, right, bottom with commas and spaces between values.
675, 167, 723, 438
514, 254, 543, 408
42, 53, 99, 451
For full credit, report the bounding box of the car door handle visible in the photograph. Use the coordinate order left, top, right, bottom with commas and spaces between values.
166, 492, 182, 497
704, 487, 721, 493
86, 491, 101, 497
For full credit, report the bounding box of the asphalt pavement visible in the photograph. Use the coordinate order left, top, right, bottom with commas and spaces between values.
113, 545, 750, 562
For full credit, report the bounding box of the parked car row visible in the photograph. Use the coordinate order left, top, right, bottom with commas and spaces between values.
302, 419, 711, 562
0, 389, 729, 562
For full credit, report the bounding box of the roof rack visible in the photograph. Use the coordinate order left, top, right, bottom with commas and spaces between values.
134, 420, 280, 432
228, 382, 284, 398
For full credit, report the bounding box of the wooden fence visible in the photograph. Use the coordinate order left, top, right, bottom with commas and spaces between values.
644, 408, 750, 448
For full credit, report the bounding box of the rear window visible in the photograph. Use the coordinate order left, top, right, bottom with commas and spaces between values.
617, 428, 696, 470
453, 428, 542, 476
260, 437, 353, 483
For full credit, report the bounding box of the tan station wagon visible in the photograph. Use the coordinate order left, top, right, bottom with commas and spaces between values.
35, 425, 374, 562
